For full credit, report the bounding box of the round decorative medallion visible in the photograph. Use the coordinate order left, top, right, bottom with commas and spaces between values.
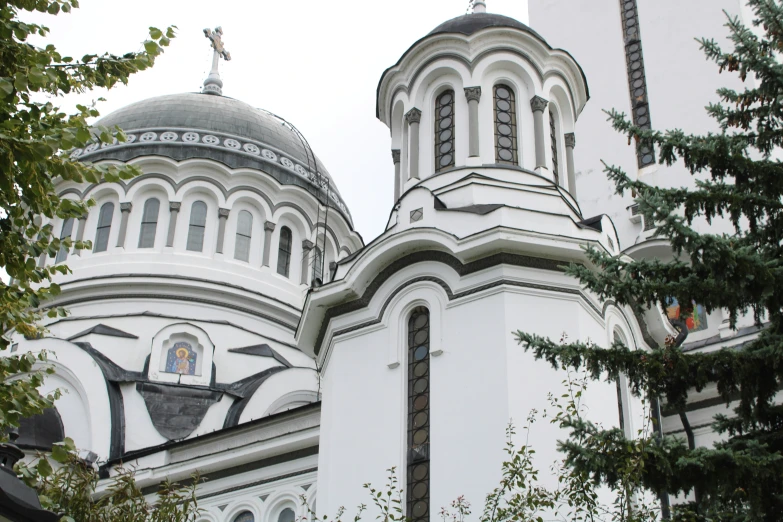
280, 157, 295, 169
243, 143, 260, 155
125, 134, 137, 143
224, 138, 241, 149
202, 135, 219, 145
140, 132, 157, 142
84, 142, 100, 153
182, 132, 199, 142
294, 164, 308, 177
160, 132, 178, 141
70, 149, 83, 158
261, 149, 277, 161
101, 138, 118, 149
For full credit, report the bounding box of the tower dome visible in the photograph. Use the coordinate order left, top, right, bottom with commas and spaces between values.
74, 92, 351, 222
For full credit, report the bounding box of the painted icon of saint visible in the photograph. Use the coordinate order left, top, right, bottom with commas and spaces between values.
165, 342, 197, 375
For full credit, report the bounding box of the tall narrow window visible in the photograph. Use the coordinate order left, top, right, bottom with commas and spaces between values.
549, 110, 560, 184
407, 307, 430, 522
93, 203, 114, 253
186, 201, 207, 252
312, 246, 323, 284
494, 85, 518, 165
613, 330, 628, 433
234, 210, 253, 262
138, 198, 160, 248
55, 218, 75, 263
277, 226, 293, 277
434, 90, 455, 172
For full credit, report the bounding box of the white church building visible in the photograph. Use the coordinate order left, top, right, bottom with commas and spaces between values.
7, 1, 762, 520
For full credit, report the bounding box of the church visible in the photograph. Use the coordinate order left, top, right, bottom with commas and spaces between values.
7, 1, 762, 520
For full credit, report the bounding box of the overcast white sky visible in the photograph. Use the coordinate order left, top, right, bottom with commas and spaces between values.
25, 0, 530, 242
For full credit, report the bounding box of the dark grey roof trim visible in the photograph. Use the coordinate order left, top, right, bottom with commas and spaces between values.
228, 344, 293, 367
44, 311, 300, 351
681, 324, 765, 352
223, 366, 291, 428
67, 323, 139, 341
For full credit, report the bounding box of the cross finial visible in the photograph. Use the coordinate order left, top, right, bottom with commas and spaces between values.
202, 27, 231, 95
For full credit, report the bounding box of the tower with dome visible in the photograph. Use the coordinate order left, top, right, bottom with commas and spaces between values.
5, 1, 757, 520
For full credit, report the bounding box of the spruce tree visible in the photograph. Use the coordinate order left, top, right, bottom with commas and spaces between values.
516, 1, 783, 520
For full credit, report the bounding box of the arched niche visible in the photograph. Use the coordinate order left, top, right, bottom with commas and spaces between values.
148, 323, 215, 387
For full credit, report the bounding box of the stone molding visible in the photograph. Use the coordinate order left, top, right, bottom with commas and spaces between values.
405, 108, 422, 124
464, 86, 482, 103
529, 95, 549, 113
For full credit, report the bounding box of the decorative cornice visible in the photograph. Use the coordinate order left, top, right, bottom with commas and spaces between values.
405, 108, 422, 125
70, 127, 351, 219
564, 133, 576, 148
169, 201, 181, 211
391, 149, 401, 164
120, 202, 132, 212
464, 86, 482, 103
529, 95, 549, 113
218, 208, 230, 218
264, 221, 276, 231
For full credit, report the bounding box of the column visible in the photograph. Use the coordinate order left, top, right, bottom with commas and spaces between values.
405, 108, 422, 180
262, 221, 275, 267
215, 208, 230, 254
72, 213, 87, 256
300, 239, 314, 285
116, 202, 132, 248
530, 95, 549, 172
464, 87, 482, 157
391, 150, 401, 202
166, 202, 181, 247
564, 133, 577, 199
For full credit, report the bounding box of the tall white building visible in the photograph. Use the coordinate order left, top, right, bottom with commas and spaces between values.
7, 1, 758, 520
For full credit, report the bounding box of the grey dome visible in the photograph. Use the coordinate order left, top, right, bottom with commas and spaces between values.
428, 13, 543, 40
76, 92, 351, 221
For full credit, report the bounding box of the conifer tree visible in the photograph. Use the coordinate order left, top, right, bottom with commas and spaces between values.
516, 1, 783, 520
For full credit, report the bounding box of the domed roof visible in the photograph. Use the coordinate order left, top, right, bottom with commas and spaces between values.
75, 92, 351, 222
428, 13, 543, 40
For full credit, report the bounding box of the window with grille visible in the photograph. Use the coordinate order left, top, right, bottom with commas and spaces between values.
549, 110, 560, 184
138, 198, 160, 248
434, 90, 455, 172
277, 226, 293, 277
234, 210, 253, 262
493, 85, 518, 164
407, 307, 430, 522
313, 246, 323, 284
93, 203, 114, 253
55, 218, 74, 263
186, 201, 207, 252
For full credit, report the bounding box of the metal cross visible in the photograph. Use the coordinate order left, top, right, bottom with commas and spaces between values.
204, 26, 231, 63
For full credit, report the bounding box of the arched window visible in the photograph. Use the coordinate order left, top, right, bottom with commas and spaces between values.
278, 508, 295, 522
277, 226, 293, 277
313, 246, 323, 285
186, 201, 207, 252
434, 90, 455, 172
407, 307, 430, 522
233, 511, 255, 522
138, 197, 160, 248
234, 210, 253, 262
93, 202, 114, 253
549, 109, 560, 184
55, 218, 75, 263
613, 329, 630, 433
493, 85, 518, 165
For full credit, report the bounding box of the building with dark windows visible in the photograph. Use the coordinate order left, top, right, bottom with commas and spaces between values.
5, 1, 761, 520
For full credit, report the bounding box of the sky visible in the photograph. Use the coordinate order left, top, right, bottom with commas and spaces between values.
24, 0, 531, 243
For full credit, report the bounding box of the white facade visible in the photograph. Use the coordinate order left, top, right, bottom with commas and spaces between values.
4, 2, 751, 521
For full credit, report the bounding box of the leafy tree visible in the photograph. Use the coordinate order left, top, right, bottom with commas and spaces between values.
0, 0, 192, 519
516, 0, 783, 520
0, 0, 173, 434
17, 438, 201, 521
